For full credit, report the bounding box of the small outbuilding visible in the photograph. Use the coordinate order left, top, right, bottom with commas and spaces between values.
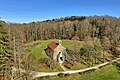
44, 41, 66, 64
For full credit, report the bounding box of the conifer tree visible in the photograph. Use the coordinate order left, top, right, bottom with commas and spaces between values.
0, 21, 12, 79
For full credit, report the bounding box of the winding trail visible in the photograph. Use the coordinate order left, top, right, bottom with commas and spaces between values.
60, 63, 66, 71
12, 58, 120, 79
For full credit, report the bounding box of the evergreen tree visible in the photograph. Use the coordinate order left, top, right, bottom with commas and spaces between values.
0, 21, 12, 79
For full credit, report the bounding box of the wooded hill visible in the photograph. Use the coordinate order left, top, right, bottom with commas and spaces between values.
0, 15, 120, 79
7, 15, 120, 54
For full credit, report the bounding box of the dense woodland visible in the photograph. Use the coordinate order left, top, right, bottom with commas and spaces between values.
0, 15, 120, 80
7, 15, 120, 54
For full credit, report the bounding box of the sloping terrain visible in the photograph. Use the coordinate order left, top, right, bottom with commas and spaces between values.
27, 39, 83, 59
47, 65, 120, 80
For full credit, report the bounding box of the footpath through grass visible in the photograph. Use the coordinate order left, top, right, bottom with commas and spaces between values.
26, 39, 86, 71
47, 65, 120, 80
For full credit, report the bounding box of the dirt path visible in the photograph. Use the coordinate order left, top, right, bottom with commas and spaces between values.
12, 58, 120, 79
33, 58, 120, 79
59, 63, 66, 71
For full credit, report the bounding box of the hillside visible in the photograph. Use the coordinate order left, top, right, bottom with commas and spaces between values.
25, 39, 87, 71
47, 65, 120, 80
25, 39, 115, 72
27, 39, 83, 59
8, 15, 120, 56
1, 15, 120, 79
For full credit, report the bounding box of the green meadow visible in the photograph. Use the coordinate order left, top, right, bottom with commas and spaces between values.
28, 39, 83, 59
28, 40, 120, 80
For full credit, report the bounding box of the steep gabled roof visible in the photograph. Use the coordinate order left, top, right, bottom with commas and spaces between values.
48, 41, 58, 50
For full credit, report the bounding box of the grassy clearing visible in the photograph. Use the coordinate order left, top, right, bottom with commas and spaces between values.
47, 65, 120, 80
27, 40, 120, 80
27, 39, 85, 71
27, 39, 113, 71
28, 39, 83, 59
25, 39, 86, 71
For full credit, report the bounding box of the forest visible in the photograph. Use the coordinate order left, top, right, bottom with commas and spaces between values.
7, 15, 120, 55
0, 15, 120, 80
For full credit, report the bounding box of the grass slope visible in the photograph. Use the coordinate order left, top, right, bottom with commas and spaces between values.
28, 39, 83, 59
27, 40, 120, 80
47, 65, 120, 80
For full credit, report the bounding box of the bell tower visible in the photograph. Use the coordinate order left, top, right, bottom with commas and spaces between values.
58, 37, 62, 45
